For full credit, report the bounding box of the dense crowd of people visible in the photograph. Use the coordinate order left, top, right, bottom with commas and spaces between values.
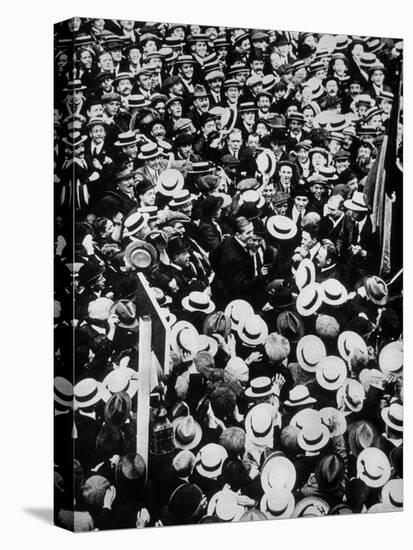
53, 18, 403, 532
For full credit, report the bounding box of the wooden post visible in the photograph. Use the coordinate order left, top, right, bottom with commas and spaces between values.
136, 315, 152, 475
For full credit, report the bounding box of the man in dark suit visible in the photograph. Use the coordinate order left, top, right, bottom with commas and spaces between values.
97, 169, 138, 218
319, 194, 345, 244
315, 241, 342, 283
220, 128, 256, 177
211, 216, 266, 308
336, 191, 380, 286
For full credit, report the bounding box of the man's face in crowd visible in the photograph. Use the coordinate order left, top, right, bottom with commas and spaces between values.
242, 110, 255, 126
294, 196, 309, 212
90, 124, 106, 144
343, 134, 354, 149
216, 46, 228, 60
110, 48, 123, 63
371, 69, 385, 86
212, 206, 222, 221
169, 101, 183, 118
138, 74, 152, 91
278, 44, 289, 57
174, 250, 191, 268
314, 68, 327, 80
327, 200, 342, 220
122, 143, 138, 158
297, 147, 309, 162
251, 59, 264, 74
252, 82, 263, 95
202, 120, 217, 136
171, 81, 184, 96
329, 139, 342, 155
333, 59, 346, 75
73, 90, 84, 105
149, 56, 162, 71
68, 17, 81, 32
289, 120, 302, 135
87, 103, 103, 119
209, 77, 222, 93
281, 71, 294, 84
237, 222, 255, 244
178, 201, 193, 217
117, 78, 133, 96
179, 63, 194, 80
235, 71, 249, 85
301, 230, 316, 249
316, 246, 330, 268
194, 41, 207, 58
100, 76, 113, 92
358, 145, 372, 163
105, 100, 120, 117
303, 108, 315, 128
153, 101, 166, 118
141, 188, 156, 206
172, 26, 185, 40
270, 52, 282, 70
247, 134, 260, 152
80, 50, 93, 69
118, 177, 134, 195
228, 133, 242, 152
74, 142, 85, 159
257, 95, 270, 113
275, 202, 288, 215
347, 177, 359, 191
380, 99, 393, 115
326, 80, 339, 97
100, 52, 114, 72
225, 86, 240, 104
239, 38, 251, 55
370, 114, 383, 129
311, 183, 324, 200
147, 155, 161, 170
178, 144, 193, 159
151, 123, 166, 140
262, 184, 275, 203
279, 166, 293, 184
349, 82, 362, 97
311, 152, 327, 169
57, 53, 69, 71
128, 48, 141, 65
350, 210, 366, 222
194, 95, 210, 113
286, 105, 298, 118
335, 159, 350, 173
274, 88, 286, 101
256, 122, 269, 137
143, 40, 157, 54
304, 35, 317, 49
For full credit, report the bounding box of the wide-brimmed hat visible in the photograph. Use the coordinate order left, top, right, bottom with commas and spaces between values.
224, 299, 254, 330
138, 142, 161, 161
266, 215, 297, 240
157, 169, 185, 196
364, 275, 388, 305
256, 149, 277, 178
170, 320, 199, 356
260, 488, 295, 520
297, 422, 330, 452
74, 378, 107, 409
207, 489, 245, 522
344, 191, 369, 212
348, 420, 379, 456
182, 291, 215, 315
315, 453, 345, 493
296, 283, 324, 317
114, 130, 140, 147
321, 278, 348, 306
125, 239, 158, 270
337, 331, 368, 362
295, 259, 316, 290
290, 408, 321, 431
292, 497, 330, 518
357, 448, 391, 488
54, 377, 73, 408
381, 402, 403, 433
379, 340, 403, 376
320, 407, 347, 436
276, 311, 305, 343
381, 479, 403, 510
102, 367, 139, 401
245, 403, 274, 446
260, 451, 296, 492
336, 378, 366, 412
245, 377, 274, 399
316, 356, 347, 391
237, 315, 269, 347
203, 311, 232, 339
284, 385, 316, 408
296, 334, 326, 373
173, 415, 203, 450
104, 392, 132, 427
110, 299, 138, 331
123, 211, 149, 237
195, 443, 228, 479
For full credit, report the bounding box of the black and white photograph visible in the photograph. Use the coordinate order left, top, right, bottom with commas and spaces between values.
53, 17, 403, 532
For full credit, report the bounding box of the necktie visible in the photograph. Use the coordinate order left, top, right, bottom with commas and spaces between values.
353, 222, 359, 244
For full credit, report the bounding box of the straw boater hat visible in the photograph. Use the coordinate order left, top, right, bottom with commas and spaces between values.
160, 307, 177, 327
297, 422, 330, 453
182, 291, 216, 315
316, 356, 347, 391
296, 282, 324, 317
290, 408, 321, 431
381, 402, 403, 433
197, 334, 219, 357
157, 169, 185, 196
266, 215, 297, 240
54, 377, 73, 408
364, 275, 389, 305
237, 315, 269, 347
260, 488, 295, 520
320, 407, 347, 436
245, 377, 274, 399
114, 130, 140, 147
284, 385, 316, 408
256, 149, 277, 178
337, 331, 368, 362
172, 415, 203, 450
224, 299, 254, 331
125, 240, 158, 270
245, 403, 274, 446
379, 340, 403, 377
195, 443, 228, 479
170, 320, 199, 356
296, 334, 327, 373
321, 278, 348, 306
74, 378, 107, 409
356, 448, 391, 488
102, 367, 139, 401
336, 378, 366, 413
381, 479, 403, 510
260, 452, 297, 492
343, 191, 369, 212
295, 259, 316, 290
207, 489, 245, 522
123, 211, 149, 238
292, 497, 330, 518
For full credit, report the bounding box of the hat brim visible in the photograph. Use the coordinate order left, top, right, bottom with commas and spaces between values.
260, 455, 296, 493
74, 382, 107, 409
181, 297, 215, 315
292, 497, 330, 517
380, 408, 403, 433
260, 493, 295, 519
315, 368, 347, 391
296, 290, 324, 317
172, 417, 203, 450
297, 425, 330, 452
101, 368, 139, 402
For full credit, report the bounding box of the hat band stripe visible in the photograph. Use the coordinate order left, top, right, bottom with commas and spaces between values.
55, 387, 73, 402
125, 218, 145, 234
273, 225, 292, 235
251, 422, 272, 438
188, 298, 210, 310
288, 393, 310, 404
110, 380, 130, 395
303, 432, 324, 446
345, 386, 361, 409
325, 290, 342, 301
324, 372, 341, 383
251, 382, 272, 395
300, 350, 319, 367
243, 327, 261, 340
176, 427, 196, 444
388, 412, 403, 428
303, 292, 319, 310
76, 386, 98, 403
202, 458, 222, 472
389, 493, 402, 508
267, 502, 288, 516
